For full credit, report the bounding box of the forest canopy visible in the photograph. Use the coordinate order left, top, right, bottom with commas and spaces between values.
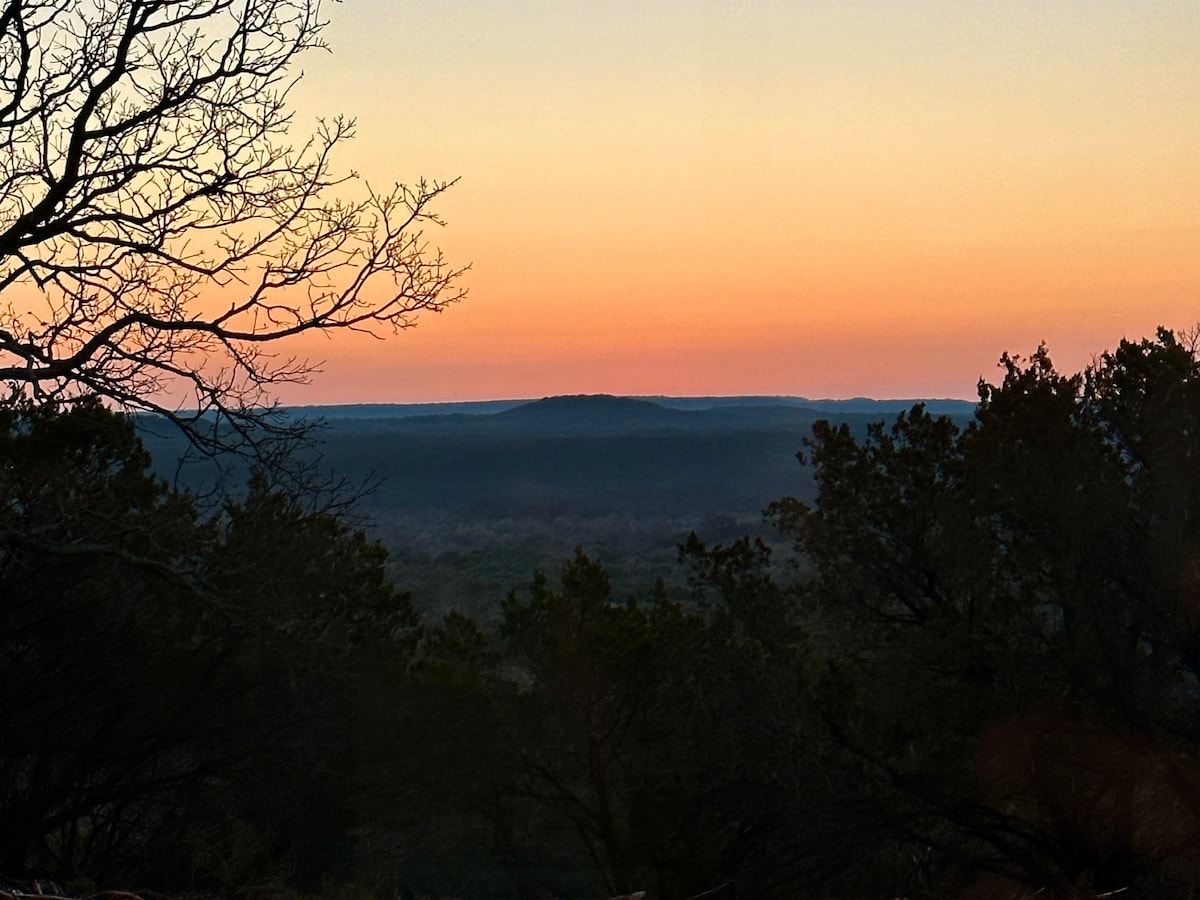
12, 3, 1200, 896
3, 328, 1200, 899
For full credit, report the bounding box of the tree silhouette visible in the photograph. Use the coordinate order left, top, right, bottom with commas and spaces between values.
0, 399, 418, 888
768, 329, 1200, 895
0, 0, 465, 456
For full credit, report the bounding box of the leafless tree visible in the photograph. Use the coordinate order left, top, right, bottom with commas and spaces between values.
0, 0, 466, 457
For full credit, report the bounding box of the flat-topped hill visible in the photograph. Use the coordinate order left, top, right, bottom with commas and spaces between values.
495, 394, 691, 430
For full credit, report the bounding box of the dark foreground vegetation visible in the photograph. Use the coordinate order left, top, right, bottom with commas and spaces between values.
4, 327, 1200, 899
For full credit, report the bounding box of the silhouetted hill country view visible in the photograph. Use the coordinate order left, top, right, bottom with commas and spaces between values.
3, 0, 1199, 898
16, 331, 1200, 899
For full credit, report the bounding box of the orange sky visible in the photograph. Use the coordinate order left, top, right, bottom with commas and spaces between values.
272, 1, 1199, 404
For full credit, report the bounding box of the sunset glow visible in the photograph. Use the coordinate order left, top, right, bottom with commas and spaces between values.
274, 1, 1200, 404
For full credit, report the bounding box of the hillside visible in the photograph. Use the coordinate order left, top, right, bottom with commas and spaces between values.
142, 394, 976, 617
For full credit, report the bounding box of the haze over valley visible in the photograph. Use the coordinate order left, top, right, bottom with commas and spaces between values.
144, 393, 976, 617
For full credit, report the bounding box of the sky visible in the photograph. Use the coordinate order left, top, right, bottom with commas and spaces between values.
275, 1, 1200, 404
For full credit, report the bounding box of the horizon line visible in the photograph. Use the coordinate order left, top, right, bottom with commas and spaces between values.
281, 392, 980, 409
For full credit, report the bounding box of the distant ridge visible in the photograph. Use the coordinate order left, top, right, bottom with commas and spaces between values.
290, 395, 976, 422
649, 396, 975, 416
288, 399, 525, 419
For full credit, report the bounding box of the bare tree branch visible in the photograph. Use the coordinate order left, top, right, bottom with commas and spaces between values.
0, 0, 466, 458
